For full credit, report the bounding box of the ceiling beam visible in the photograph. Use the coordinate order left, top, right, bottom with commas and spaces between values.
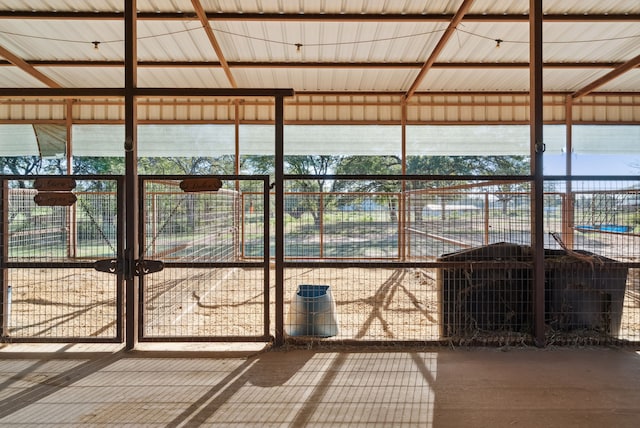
0, 43, 61, 88
203, 13, 640, 23
0, 89, 635, 100
0, 87, 294, 98
3, 60, 635, 69
0, 11, 638, 22
403, 0, 475, 102
572, 53, 640, 100
190, 0, 237, 88
297, 90, 640, 97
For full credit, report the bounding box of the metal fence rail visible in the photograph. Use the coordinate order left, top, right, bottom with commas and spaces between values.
2, 174, 639, 345
138, 175, 272, 342
1, 176, 124, 342
281, 176, 640, 346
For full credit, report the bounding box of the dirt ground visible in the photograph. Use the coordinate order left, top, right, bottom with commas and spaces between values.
4, 266, 640, 344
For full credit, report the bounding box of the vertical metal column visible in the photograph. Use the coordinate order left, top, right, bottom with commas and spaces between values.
1, 179, 8, 337
263, 177, 271, 338
116, 176, 126, 343
234, 101, 241, 179
563, 97, 575, 248
274, 95, 285, 346
124, 0, 139, 350
65, 100, 74, 175
530, 0, 545, 347
66, 100, 77, 259
400, 101, 407, 261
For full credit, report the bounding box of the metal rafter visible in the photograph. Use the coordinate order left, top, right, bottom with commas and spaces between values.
0, 44, 61, 88
0, 60, 635, 70
198, 12, 640, 23
572, 53, 640, 100
403, 0, 475, 102
0, 41, 67, 161
0, 11, 638, 22
190, 0, 237, 88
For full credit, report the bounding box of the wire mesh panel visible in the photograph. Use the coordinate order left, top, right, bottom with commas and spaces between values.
139, 176, 270, 341
437, 243, 534, 344
6, 267, 117, 339
284, 184, 401, 260
1, 177, 122, 342
281, 177, 536, 344
405, 180, 532, 259
143, 267, 266, 338
143, 181, 240, 262
4, 173, 639, 346
242, 192, 270, 259
544, 178, 640, 344
284, 266, 440, 341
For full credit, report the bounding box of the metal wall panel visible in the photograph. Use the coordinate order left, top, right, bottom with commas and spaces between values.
0, 95, 637, 124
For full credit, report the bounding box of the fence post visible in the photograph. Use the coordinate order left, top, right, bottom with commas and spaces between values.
1, 179, 8, 337
484, 193, 490, 245
124, 0, 139, 350
274, 95, 285, 346
530, 0, 546, 347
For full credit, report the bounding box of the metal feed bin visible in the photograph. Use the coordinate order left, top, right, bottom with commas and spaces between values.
545, 249, 628, 334
286, 285, 339, 337
438, 242, 629, 337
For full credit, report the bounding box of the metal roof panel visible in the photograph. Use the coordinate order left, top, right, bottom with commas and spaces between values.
0, 20, 123, 61
138, 68, 233, 88
1, 0, 638, 15
40, 67, 124, 87
0, 0, 636, 113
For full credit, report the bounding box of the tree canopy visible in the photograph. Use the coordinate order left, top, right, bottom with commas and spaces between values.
1, 154, 529, 181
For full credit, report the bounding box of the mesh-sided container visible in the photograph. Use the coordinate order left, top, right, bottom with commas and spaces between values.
438, 243, 534, 337
438, 243, 629, 338
545, 249, 628, 335
286, 285, 339, 337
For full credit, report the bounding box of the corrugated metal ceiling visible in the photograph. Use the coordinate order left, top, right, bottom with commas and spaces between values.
0, 0, 637, 94
1, 0, 638, 14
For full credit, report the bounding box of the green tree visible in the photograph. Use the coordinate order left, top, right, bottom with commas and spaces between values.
0, 156, 68, 186
0, 156, 43, 179
284, 155, 343, 225
473, 156, 529, 216
405, 155, 529, 219
334, 156, 402, 218
138, 156, 235, 175
73, 157, 124, 175
71, 157, 124, 191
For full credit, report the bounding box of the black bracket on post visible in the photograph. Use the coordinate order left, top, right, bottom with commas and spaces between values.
135, 260, 164, 276
94, 259, 122, 274
94, 259, 164, 276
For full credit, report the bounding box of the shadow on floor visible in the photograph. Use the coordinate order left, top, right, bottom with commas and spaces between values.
0, 345, 639, 427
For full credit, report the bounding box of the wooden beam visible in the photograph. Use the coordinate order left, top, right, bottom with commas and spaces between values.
403, 0, 475, 102
0, 44, 61, 88
190, 0, 237, 88
571, 53, 640, 100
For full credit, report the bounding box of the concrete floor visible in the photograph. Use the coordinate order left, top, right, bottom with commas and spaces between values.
0, 343, 639, 427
